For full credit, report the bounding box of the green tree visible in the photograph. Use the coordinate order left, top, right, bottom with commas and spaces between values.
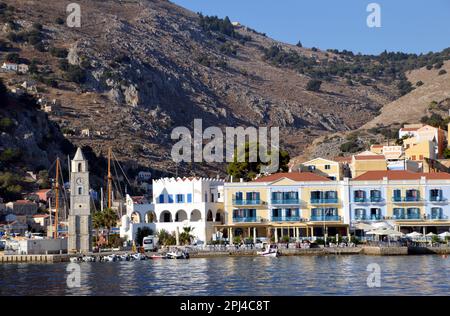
179, 226, 195, 245
37, 170, 50, 189
306, 79, 322, 92
226, 142, 290, 181
156, 229, 176, 246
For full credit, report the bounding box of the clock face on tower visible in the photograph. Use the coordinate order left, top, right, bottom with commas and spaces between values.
76, 177, 83, 185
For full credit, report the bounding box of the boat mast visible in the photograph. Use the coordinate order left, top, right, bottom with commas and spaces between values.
108, 147, 112, 209
54, 157, 60, 239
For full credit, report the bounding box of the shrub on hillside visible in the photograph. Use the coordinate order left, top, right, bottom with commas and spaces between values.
306, 79, 322, 92
438, 69, 447, 76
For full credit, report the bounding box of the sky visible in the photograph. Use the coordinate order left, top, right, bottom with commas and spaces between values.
171, 0, 450, 55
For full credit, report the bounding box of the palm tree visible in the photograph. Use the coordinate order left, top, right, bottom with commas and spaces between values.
179, 226, 195, 245
92, 211, 104, 246
102, 208, 118, 244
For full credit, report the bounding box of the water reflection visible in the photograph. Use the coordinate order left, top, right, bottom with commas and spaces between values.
1, 255, 450, 296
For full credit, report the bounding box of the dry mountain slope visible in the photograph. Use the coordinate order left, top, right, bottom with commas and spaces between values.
0, 0, 447, 176
363, 61, 450, 129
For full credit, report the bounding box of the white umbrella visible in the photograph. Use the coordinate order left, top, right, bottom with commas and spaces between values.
439, 231, 450, 238
426, 232, 436, 237
407, 231, 423, 238
367, 229, 404, 237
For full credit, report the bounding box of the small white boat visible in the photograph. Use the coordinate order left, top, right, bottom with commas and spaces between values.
82, 256, 96, 262
131, 253, 147, 261
104, 254, 117, 262
166, 251, 190, 259
257, 244, 279, 257
70, 257, 81, 263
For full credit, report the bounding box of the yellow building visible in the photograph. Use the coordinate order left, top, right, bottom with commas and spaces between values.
216, 172, 349, 243
350, 152, 387, 178
404, 140, 435, 173
299, 158, 342, 180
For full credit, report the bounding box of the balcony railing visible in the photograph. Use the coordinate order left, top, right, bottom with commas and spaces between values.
232, 199, 262, 206
310, 198, 338, 204
428, 215, 449, 221
429, 197, 447, 203
271, 216, 301, 222
271, 199, 300, 205
370, 197, 383, 203
354, 214, 383, 221
354, 197, 367, 203
310, 215, 341, 221
392, 214, 421, 220
233, 217, 258, 223
392, 197, 422, 203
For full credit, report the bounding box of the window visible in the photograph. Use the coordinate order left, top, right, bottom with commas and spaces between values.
272, 209, 282, 218
158, 194, 164, 203
431, 207, 443, 219
217, 192, 220, 198
419, 155, 424, 160
407, 208, 420, 219
393, 208, 405, 219
430, 189, 443, 201
370, 190, 382, 202
355, 209, 366, 219
187, 194, 192, 203
176, 194, 184, 203
354, 190, 366, 202
204, 192, 208, 202
405, 189, 420, 201
78, 187, 83, 195
168, 194, 174, 203
393, 189, 401, 201
235, 192, 243, 201
325, 165, 331, 170
78, 163, 82, 172
246, 192, 260, 201
412, 155, 416, 161
211, 193, 214, 203
308, 165, 316, 171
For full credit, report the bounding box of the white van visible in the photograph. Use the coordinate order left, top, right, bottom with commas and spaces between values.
143, 236, 158, 252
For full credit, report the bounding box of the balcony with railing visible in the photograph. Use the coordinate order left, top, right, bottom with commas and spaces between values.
232, 216, 258, 223
392, 214, 421, 220
392, 197, 423, 203
310, 198, 339, 204
271, 216, 301, 222
429, 196, 447, 203
354, 214, 383, 221
232, 199, 262, 206
354, 197, 368, 203
428, 214, 449, 221
310, 215, 341, 222
271, 199, 300, 205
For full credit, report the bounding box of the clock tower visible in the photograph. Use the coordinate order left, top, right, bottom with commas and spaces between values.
68, 147, 92, 253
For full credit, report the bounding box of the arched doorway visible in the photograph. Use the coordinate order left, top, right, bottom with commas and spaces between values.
190, 209, 202, 222
215, 209, 224, 223
207, 210, 213, 222
145, 211, 157, 223
159, 211, 172, 223
175, 210, 188, 222
130, 212, 141, 224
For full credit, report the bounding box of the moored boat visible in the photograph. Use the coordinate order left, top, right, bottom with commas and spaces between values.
257, 244, 279, 257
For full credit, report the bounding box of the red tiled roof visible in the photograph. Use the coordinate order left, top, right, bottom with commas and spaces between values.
354, 155, 385, 161
333, 156, 352, 163
353, 170, 450, 181
253, 172, 332, 183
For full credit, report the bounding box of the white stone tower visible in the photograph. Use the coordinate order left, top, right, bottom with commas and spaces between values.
68, 147, 92, 253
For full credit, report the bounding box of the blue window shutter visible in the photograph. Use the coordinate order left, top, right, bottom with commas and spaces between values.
159, 194, 164, 203
187, 194, 192, 203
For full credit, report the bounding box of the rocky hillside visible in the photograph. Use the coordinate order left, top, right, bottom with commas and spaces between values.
0, 0, 448, 176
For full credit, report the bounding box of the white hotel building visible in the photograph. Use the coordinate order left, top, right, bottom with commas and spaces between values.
120, 177, 224, 243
